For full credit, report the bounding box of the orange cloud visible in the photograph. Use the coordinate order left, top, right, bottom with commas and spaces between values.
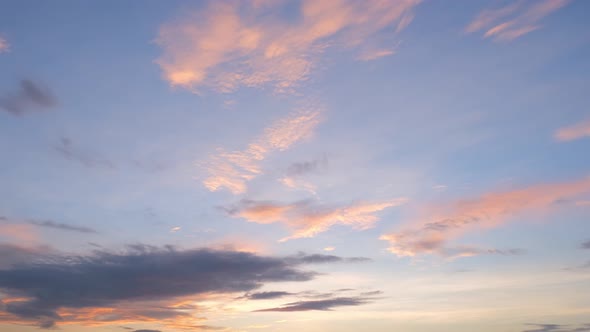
201, 106, 322, 194
381, 176, 590, 257
466, 0, 570, 42
156, 0, 420, 92
554, 118, 590, 142
228, 198, 408, 241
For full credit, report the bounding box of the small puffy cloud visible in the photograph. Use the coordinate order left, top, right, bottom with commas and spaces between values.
156, 0, 420, 93
466, 0, 570, 42
323, 246, 335, 252
201, 106, 322, 194
554, 118, 590, 142
0, 36, 8, 53
226, 197, 407, 241
0, 79, 57, 116
381, 177, 590, 257
170, 226, 181, 233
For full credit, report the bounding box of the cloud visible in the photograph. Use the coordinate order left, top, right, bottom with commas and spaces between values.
0, 36, 8, 53
0, 245, 366, 328
28, 219, 98, 234
156, 0, 420, 93
285, 253, 371, 264
581, 240, 590, 250
381, 177, 590, 257
255, 296, 372, 312
201, 106, 322, 194
554, 118, 590, 142
0, 244, 54, 269
466, 0, 570, 42
226, 197, 407, 241
286, 155, 327, 177
0, 217, 38, 244
54, 137, 116, 169
0, 80, 57, 116
522, 324, 590, 332
246, 291, 294, 300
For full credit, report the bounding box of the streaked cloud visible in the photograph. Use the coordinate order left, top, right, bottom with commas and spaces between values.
0, 36, 8, 53
255, 295, 376, 312
466, 0, 570, 42
381, 177, 590, 257
246, 291, 294, 300
201, 106, 322, 194
226, 197, 407, 241
156, 0, 420, 92
554, 118, 590, 142
28, 219, 98, 234
522, 323, 590, 332
54, 137, 115, 169
0, 79, 57, 116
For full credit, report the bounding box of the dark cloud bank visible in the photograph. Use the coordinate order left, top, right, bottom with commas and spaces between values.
0, 245, 370, 328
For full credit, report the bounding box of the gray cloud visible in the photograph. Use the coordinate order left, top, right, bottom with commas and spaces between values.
133, 330, 161, 332
286, 253, 372, 264
246, 291, 294, 300
255, 296, 370, 312
286, 155, 328, 176
0, 80, 57, 116
0, 245, 350, 328
581, 240, 590, 250
0, 244, 54, 269
54, 137, 115, 169
28, 219, 98, 234
523, 324, 590, 332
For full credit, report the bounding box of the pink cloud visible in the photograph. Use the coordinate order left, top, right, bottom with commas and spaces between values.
554, 118, 590, 142
156, 0, 420, 93
381, 176, 590, 257
200, 106, 322, 194
228, 197, 408, 241
466, 0, 570, 42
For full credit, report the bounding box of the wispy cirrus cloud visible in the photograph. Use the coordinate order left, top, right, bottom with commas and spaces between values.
0, 79, 57, 116
466, 0, 570, 42
201, 106, 322, 194
54, 137, 116, 169
27, 219, 98, 234
554, 118, 590, 142
226, 197, 407, 241
156, 0, 420, 93
381, 177, 590, 257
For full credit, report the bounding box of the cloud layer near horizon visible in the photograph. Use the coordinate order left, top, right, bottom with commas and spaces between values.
156, 0, 419, 92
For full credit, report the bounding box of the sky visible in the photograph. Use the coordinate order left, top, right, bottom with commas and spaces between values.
0, 0, 589, 331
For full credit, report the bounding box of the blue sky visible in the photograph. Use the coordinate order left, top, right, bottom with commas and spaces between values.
1, 1, 590, 332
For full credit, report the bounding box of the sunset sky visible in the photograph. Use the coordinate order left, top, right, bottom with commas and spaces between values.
1, 1, 590, 331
